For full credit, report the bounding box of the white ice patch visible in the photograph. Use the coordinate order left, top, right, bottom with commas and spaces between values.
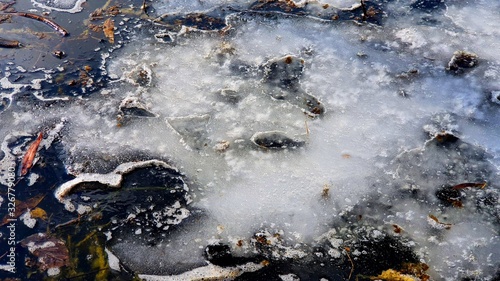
31, 0, 87, 13
21, 211, 37, 228
105, 248, 121, 272
27, 173, 40, 186
76, 204, 92, 215
280, 273, 300, 281
47, 267, 61, 276
139, 262, 264, 281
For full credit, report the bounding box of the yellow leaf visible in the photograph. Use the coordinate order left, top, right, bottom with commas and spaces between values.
375, 269, 418, 281
31, 207, 48, 220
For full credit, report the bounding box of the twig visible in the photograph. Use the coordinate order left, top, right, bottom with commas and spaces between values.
0, 1, 15, 11
12, 12, 69, 36
0, 37, 20, 48
345, 247, 354, 280
141, 0, 148, 16
0, 251, 7, 260
360, 0, 367, 21
54, 215, 81, 229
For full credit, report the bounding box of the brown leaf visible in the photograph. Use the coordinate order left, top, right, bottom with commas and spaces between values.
21, 233, 70, 271
103, 18, 115, 44
1, 194, 45, 226
392, 224, 403, 234
428, 214, 452, 230
20, 132, 43, 176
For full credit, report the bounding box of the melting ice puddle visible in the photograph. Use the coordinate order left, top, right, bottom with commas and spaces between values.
1, 0, 500, 280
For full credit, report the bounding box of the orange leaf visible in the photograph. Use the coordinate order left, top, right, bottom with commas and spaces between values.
20, 132, 43, 176
103, 18, 115, 44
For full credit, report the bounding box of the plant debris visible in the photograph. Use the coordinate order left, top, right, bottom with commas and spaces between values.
436, 182, 487, 208
0, 37, 20, 48
103, 18, 115, 44
30, 207, 48, 221
427, 214, 452, 230
20, 131, 43, 176
21, 233, 70, 272
13, 12, 69, 36
0, 194, 45, 226
451, 182, 487, 190
447, 50, 479, 74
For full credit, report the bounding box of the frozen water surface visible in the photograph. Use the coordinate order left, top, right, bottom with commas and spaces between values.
1, 0, 499, 279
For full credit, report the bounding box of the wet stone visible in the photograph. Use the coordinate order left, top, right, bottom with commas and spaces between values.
447, 51, 479, 74
251, 131, 305, 149
202, 243, 255, 267
432, 132, 460, 146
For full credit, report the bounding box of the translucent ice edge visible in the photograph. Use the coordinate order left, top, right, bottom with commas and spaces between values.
54, 159, 178, 202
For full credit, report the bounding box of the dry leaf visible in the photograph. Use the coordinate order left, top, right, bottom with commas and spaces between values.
31, 207, 48, 220
103, 18, 115, 44
428, 214, 452, 230
21, 233, 69, 271
374, 269, 418, 281
20, 132, 43, 176
1, 194, 45, 226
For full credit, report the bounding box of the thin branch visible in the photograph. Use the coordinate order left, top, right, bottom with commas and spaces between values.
12, 12, 69, 36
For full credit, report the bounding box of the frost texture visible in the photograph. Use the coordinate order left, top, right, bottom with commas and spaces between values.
0, 0, 499, 279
